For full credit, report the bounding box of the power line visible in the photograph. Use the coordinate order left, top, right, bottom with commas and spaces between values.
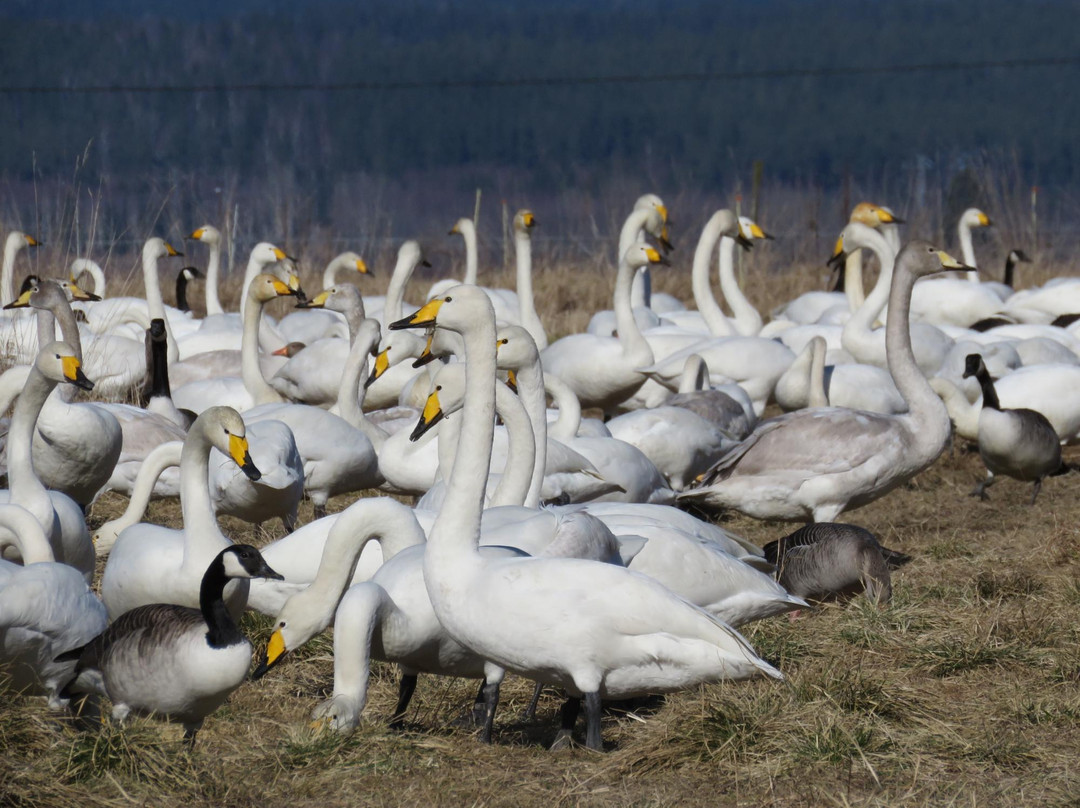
2, 54, 1078, 95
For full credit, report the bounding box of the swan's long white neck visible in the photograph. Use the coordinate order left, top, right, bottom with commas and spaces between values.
677, 354, 709, 394
887, 253, 951, 452
843, 250, 867, 312
690, 214, 734, 337
205, 237, 224, 316
241, 287, 285, 407
96, 442, 182, 555
382, 249, 418, 336
614, 253, 654, 366
336, 323, 387, 449
0, 503, 55, 565
322, 256, 348, 290
1, 234, 26, 308
958, 219, 979, 282
620, 210, 653, 309
0, 366, 30, 415
141, 242, 179, 364
515, 231, 547, 350
72, 260, 107, 298
500, 341, 547, 508
488, 381, 536, 508
930, 377, 980, 441
425, 298, 497, 579
545, 373, 583, 442
8, 365, 62, 539
179, 418, 231, 572
457, 220, 479, 286
718, 236, 763, 336
841, 227, 896, 359
285, 498, 426, 638
35, 301, 82, 405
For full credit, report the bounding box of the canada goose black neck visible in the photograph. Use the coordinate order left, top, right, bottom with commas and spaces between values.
176, 267, 197, 312
144, 318, 172, 402
199, 553, 245, 649
968, 359, 1001, 411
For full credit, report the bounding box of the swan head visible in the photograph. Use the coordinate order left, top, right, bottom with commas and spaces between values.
297, 283, 363, 315
6, 231, 41, 251
389, 284, 496, 336
495, 324, 539, 372
187, 225, 222, 245
253, 584, 337, 680
332, 251, 369, 276
849, 202, 903, 228
833, 221, 891, 265
622, 241, 670, 270
633, 193, 668, 225
271, 341, 307, 358
738, 215, 774, 244
897, 240, 974, 280
218, 544, 283, 582
4, 277, 99, 310
411, 366, 466, 441
144, 236, 183, 260
397, 239, 430, 271
250, 241, 295, 267
513, 210, 536, 235
36, 341, 94, 391
197, 406, 261, 481
961, 208, 992, 229
248, 272, 303, 305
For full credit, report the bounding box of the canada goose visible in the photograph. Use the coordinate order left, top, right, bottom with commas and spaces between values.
680, 242, 971, 523
0, 502, 107, 709
174, 266, 202, 313
0, 342, 95, 581
389, 284, 781, 751
764, 523, 912, 606
60, 545, 282, 746
962, 353, 1062, 504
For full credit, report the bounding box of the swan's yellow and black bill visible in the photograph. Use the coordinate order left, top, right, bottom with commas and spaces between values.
390, 298, 443, 330
875, 208, 905, 225
366, 347, 391, 389
252, 629, 287, 680
354, 258, 370, 274
25, 235, 41, 247
977, 212, 992, 227
412, 330, 438, 368
298, 289, 331, 309
522, 212, 536, 228
936, 250, 974, 272
826, 235, 847, 269
506, 369, 518, 393
644, 246, 671, 266
3, 288, 33, 309
164, 242, 183, 257
270, 278, 299, 298
659, 225, 675, 253
656, 204, 669, 223
229, 434, 262, 481
61, 355, 95, 391
67, 283, 101, 302
410, 387, 445, 442
272, 247, 288, 261
188, 228, 205, 240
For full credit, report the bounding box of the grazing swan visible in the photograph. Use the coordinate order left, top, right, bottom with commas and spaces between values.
99, 407, 262, 618
763, 523, 911, 606
681, 242, 971, 523
0, 343, 95, 582
389, 285, 782, 751
0, 503, 107, 709
540, 243, 670, 412
962, 353, 1062, 503
59, 545, 282, 746
172, 274, 303, 415
3, 279, 123, 506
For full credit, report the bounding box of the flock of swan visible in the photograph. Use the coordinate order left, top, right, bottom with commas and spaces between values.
1, 193, 1077, 752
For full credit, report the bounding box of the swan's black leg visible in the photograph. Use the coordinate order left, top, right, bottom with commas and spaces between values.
522, 681, 544, 721
389, 673, 418, 728
549, 696, 580, 751
479, 680, 500, 744
584, 691, 603, 751
313, 502, 327, 521
1031, 478, 1043, 505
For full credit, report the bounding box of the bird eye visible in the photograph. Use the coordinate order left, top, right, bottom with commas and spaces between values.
444, 296, 452, 302
279, 621, 286, 627
435, 385, 442, 391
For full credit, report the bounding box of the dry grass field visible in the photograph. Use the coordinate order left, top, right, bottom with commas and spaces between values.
3, 206, 1080, 807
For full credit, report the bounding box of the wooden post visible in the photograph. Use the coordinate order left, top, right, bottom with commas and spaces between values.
751, 160, 763, 221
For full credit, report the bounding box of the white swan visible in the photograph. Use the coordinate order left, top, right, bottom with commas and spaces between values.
0, 230, 41, 307
172, 274, 303, 415
388, 284, 782, 751
99, 406, 262, 618
0, 343, 95, 582
680, 242, 971, 523
276, 252, 369, 345
774, 335, 905, 415
428, 217, 519, 325
186, 225, 226, 315
540, 243, 669, 412
0, 502, 107, 709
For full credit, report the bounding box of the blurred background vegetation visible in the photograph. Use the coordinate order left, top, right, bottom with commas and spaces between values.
1, 0, 1078, 264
